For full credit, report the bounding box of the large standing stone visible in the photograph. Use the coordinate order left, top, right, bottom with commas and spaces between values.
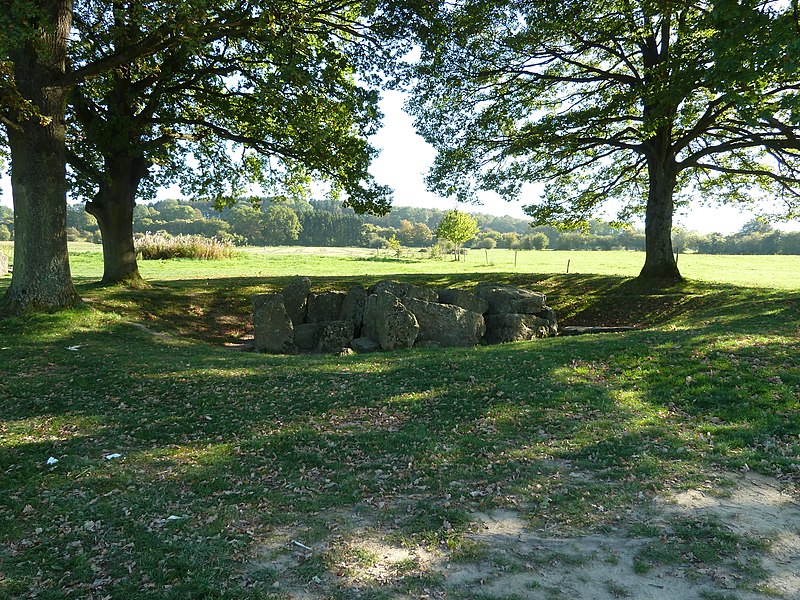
474, 282, 546, 314
294, 323, 323, 351
307, 291, 347, 323
253, 294, 295, 353
361, 293, 379, 341
0, 252, 8, 277
369, 280, 439, 303
375, 291, 419, 350
282, 276, 311, 326
484, 314, 552, 343
402, 297, 485, 347
437, 288, 489, 315
318, 320, 355, 353
339, 285, 368, 337
252, 293, 276, 312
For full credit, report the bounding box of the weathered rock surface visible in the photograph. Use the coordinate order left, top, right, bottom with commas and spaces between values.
251, 280, 559, 354
307, 291, 347, 323
484, 313, 552, 343
474, 282, 546, 314
537, 306, 559, 335
253, 294, 295, 353
402, 297, 485, 347
437, 288, 489, 315
0, 252, 8, 277
361, 293, 379, 341
252, 293, 276, 312
339, 286, 368, 337
282, 276, 311, 325
318, 320, 354, 353
350, 336, 380, 353
294, 323, 322, 351
369, 280, 438, 303
375, 291, 419, 350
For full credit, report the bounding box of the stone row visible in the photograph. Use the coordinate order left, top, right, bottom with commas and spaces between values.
252, 277, 558, 354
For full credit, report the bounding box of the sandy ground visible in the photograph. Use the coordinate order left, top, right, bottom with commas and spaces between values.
252, 472, 799, 599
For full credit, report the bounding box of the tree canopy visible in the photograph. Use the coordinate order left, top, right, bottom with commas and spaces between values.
407, 0, 800, 280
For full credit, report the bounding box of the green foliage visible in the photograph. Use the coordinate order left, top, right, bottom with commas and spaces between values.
387, 233, 402, 257
434, 209, 479, 250
409, 1, 800, 220
135, 233, 236, 260
263, 204, 302, 245
520, 233, 549, 251
66, 0, 391, 215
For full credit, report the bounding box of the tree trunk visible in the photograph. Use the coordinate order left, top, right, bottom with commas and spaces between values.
638, 157, 683, 282
3, 0, 80, 312
86, 155, 147, 285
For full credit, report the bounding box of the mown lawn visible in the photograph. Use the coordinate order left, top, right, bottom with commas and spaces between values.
0, 248, 798, 599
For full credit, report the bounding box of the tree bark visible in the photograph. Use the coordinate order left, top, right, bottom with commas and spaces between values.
3, 0, 80, 312
638, 156, 683, 282
86, 155, 147, 285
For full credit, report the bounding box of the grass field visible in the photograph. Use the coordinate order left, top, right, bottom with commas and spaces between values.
1, 245, 798, 599
2, 241, 799, 289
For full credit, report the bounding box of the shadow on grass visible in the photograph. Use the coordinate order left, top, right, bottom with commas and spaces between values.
1, 278, 798, 598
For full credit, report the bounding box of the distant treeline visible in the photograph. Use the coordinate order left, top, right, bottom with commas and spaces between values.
1, 199, 797, 255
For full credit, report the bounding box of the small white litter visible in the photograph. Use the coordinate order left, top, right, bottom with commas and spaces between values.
104, 453, 123, 460
66, 345, 83, 351
46, 457, 58, 465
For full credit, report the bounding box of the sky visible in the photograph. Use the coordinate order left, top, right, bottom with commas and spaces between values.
2, 89, 798, 235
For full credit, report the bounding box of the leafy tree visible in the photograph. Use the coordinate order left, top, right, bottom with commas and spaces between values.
408, 0, 800, 281
387, 233, 402, 257
2, 1, 205, 309
434, 209, 478, 260
520, 232, 549, 251
67, 1, 390, 284
227, 205, 265, 245
263, 204, 302, 245
739, 218, 775, 235
0, 224, 10, 241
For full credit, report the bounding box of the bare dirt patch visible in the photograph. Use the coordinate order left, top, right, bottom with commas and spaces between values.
248, 473, 799, 599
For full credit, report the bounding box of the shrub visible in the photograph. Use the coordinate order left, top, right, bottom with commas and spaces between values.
135, 233, 236, 260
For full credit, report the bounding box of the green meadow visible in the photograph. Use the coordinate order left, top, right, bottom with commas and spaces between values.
1, 244, 798, 599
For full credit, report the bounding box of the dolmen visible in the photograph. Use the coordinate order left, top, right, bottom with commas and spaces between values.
252, 277, 558, 354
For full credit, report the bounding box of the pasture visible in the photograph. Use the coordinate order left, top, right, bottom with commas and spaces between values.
1, 244, 798, 599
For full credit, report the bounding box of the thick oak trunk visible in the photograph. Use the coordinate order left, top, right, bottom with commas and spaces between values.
638, 157, 683, 282
3, 1, 80, 312
86, 155, 147, 285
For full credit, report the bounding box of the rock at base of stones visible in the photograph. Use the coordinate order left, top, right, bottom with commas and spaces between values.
484, 313, 552, 343
294, 323, 322, 351
350, 336, 380, 353
317, 320, 354, 353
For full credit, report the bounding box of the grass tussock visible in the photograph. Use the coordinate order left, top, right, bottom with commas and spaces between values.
135, 233, 236, 260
